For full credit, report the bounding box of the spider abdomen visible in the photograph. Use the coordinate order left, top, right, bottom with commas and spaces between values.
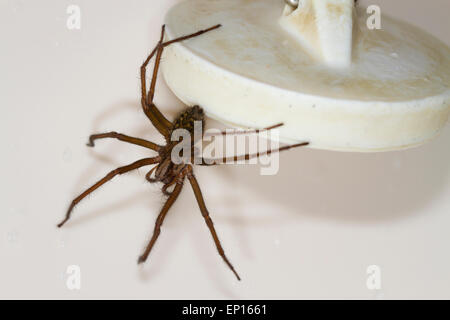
171, 105, 205, 135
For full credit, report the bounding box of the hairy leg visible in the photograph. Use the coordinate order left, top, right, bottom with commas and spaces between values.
161, 179, 177, 196
199, 142, 309, 166
204, 123, 284, 137
140, 26, 172, 136
185, 166, 241, 281
145, 166, 159, 183
140, 24, 222, 138
58, 157, 160, 228
87, 132, 161, 151
152, 25, 221, 104
138, 174, 185, 264
161, 24, 222, 48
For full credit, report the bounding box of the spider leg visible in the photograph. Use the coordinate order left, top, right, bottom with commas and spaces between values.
161, 24, 222, 48
155, 25, 221, 106
185, 166, 241, 281
140, 24, 222, 138
162, 179, 177, 196
140, 26, 172, 137
199, 142, 309, 166
58, 157, 160, 228
204, 123, 284, 137
137, 174, 185, 264
87, 132, 161, 151
145, 166, 159, 183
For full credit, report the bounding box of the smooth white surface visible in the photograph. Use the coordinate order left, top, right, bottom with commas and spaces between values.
0, 0, 450, 299
163, 0, 450, 151
280, 0, 354, 68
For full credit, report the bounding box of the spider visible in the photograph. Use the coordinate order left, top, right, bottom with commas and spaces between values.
57, 24, 309, 281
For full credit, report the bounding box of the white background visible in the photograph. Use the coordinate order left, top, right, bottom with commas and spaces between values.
0, 0, 449, 299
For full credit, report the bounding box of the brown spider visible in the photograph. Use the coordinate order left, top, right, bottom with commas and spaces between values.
57, 24, 309, 281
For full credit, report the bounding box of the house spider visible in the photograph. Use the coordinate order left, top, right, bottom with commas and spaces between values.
57, 24, 309, 281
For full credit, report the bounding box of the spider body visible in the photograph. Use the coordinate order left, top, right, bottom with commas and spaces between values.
150, 105, 205, 187
171, 105, 205, 136
58, 24, 309, 281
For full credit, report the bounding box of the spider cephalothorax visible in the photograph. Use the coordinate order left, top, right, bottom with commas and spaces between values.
58, 24, 308, 281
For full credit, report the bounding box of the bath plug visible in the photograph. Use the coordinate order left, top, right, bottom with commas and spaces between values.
162, 0, 450, 152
